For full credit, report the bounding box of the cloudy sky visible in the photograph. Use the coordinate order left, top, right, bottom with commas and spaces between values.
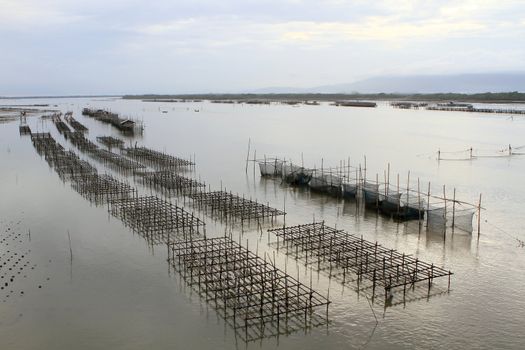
1, 0, 524, 95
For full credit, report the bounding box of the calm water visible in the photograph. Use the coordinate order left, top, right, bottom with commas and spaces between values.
1, 98, 524, 349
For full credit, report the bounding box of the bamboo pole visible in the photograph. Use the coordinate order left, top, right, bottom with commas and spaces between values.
477, 194, 482, 238
245, 138, 251, 173
452, 188, 456, 230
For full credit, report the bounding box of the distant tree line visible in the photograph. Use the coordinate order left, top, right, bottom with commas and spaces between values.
123, 91, 525, 103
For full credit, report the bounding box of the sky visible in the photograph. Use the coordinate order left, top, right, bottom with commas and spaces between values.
1, 0, 524, 95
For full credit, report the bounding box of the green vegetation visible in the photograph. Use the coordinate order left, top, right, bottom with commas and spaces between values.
123, 92, 525, 103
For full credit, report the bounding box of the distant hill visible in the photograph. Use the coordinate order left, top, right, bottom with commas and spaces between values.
250, 73, 525, 94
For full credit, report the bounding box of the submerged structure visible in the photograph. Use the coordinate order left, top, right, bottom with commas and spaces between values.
110, 196, 204, 244
124, 146, 194, 170
189, 190, 285, 223
97, 136, 125, 149
64, 112, 88, 132
168, 236, 330, 342
269, 222, 452, 302
137, 170, 205, 196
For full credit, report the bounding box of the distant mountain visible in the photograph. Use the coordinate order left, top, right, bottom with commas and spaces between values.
248, 86, 308, 94
251, 73, 525, 94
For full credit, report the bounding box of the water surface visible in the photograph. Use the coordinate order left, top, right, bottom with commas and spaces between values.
1, 98, 524, 349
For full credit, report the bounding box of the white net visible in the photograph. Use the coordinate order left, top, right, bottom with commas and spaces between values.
427, 207, 447, 230
258, 159, 283, 176
427, 205, 475, 233
453, 208, 475, 232
310, 172, 342, 189
282, 163, 300, 177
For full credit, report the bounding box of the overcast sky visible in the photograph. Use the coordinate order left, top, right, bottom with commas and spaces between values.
1, 0, 524, 95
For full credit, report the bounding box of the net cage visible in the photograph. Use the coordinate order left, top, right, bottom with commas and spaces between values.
309, 169, 343, 195
379, 192, 426, 220
257, 158, 284, 176
362, 181, 380, 205
281, 162, 313, 185
342, 180, 359, 197
437, 144, 523, 160
427, 204, 475, 233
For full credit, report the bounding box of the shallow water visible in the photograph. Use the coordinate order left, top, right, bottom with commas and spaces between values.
1, 98, 524, 349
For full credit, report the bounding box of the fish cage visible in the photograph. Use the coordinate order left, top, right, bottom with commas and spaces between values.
342, 182, 359, 198
269, 222, 452, 301
308, 170, 343, 196
362, 181, 381, 208
257, 157, 284, 176
282, 163, 313, 186
427, 205, 476, 233
379, 193, 426, 221
436, 145, 525, 161
168, 236, 330, 342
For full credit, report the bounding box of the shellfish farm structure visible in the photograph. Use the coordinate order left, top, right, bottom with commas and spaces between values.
168, 236, 330, 342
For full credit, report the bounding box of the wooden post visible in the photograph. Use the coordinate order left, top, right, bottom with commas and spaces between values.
406, 171, 410, 214
452, 188, 456, 230
245, 138, 251, 173
376, 173, 379, 209
417, 178, 422, 228
396, 173, 400, 213
387, 163, 390, 194
384, 170, 387, 197
253, 149, 256, 176
443, 185, 447, 240
477, 194, 482, 238
364, 156, 367, 182
427, 182, 431, 216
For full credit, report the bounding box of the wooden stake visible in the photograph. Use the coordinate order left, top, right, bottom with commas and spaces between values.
245, 138, 251, 173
